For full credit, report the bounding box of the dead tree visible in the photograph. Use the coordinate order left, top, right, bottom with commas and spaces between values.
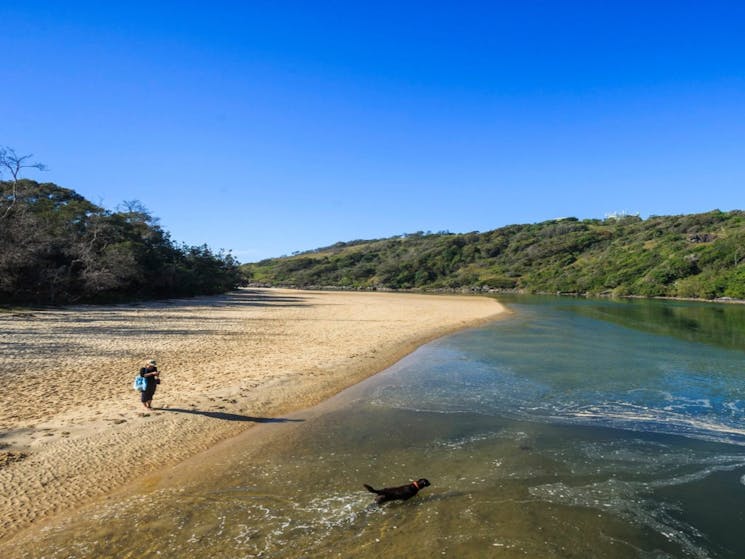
0, 146, 48, 218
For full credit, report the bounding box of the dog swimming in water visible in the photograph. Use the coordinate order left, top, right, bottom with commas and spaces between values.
363, 478, 431, 504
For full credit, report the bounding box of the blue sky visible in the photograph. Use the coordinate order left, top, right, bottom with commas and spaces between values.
3, 1, 744, 262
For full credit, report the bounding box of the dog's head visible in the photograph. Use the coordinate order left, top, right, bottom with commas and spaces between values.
415, 478, 431, 489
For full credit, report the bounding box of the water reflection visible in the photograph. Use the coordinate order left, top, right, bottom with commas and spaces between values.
499, 295, 745, 352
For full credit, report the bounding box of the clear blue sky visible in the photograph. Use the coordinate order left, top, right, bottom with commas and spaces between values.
3, 1, 744, 262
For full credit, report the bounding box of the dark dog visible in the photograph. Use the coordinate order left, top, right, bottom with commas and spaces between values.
363, 478, 431, 504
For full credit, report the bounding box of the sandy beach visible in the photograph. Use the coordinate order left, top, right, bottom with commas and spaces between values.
0, 288, 505, 545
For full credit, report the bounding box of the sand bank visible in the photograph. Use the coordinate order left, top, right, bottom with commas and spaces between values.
0, 288, 505, 543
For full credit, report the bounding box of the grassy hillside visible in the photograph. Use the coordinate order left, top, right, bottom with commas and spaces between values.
243, 210, 745, 300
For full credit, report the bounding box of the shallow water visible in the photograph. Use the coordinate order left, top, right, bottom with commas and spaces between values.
9, 297, 745, 558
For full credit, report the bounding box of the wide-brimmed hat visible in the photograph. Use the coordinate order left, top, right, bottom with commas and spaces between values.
148, 359, 157, 366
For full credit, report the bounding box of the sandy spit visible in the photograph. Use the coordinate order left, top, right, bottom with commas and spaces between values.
0, 288, 506, 543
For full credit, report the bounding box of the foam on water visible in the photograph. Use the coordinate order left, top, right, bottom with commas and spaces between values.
530, 478, 710, 559
370, 334, 745, 448
359, 298, 745, 556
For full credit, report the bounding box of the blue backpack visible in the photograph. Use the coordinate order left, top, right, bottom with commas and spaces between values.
133, 373, 147, 392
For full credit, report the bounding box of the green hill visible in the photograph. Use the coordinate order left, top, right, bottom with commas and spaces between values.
243, 211, 745, 300
1, 179, 244, 305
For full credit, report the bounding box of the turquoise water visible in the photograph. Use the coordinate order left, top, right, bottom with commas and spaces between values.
9, 297, 745, 558
401, 297, 745, 445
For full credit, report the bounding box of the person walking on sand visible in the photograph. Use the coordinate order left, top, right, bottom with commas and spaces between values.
140, 359, 160, 409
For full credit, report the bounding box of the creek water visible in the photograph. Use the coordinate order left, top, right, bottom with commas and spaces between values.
11, 297, 745, 558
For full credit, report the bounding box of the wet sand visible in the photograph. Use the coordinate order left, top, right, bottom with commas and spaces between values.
0, 288, 505, 546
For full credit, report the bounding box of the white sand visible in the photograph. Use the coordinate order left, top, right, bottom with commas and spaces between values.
0, 288, 505, 543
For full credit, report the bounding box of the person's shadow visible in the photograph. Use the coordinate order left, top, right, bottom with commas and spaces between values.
158, 407, 304, 423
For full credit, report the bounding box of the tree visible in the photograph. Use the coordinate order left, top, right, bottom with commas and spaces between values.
0, 146, 48, 218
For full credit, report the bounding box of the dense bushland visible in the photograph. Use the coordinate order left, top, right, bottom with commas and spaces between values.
244, 211, 745, 300
1, 179, 245, 305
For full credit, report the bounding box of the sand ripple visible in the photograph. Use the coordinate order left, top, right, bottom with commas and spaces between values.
0, 288, 504, 546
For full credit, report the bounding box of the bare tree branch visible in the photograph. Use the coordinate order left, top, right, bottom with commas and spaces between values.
0, 146, 48, 218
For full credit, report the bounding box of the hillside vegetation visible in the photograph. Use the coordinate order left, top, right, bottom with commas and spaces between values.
1, 179, 244, 305
244, 211, 745, 300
